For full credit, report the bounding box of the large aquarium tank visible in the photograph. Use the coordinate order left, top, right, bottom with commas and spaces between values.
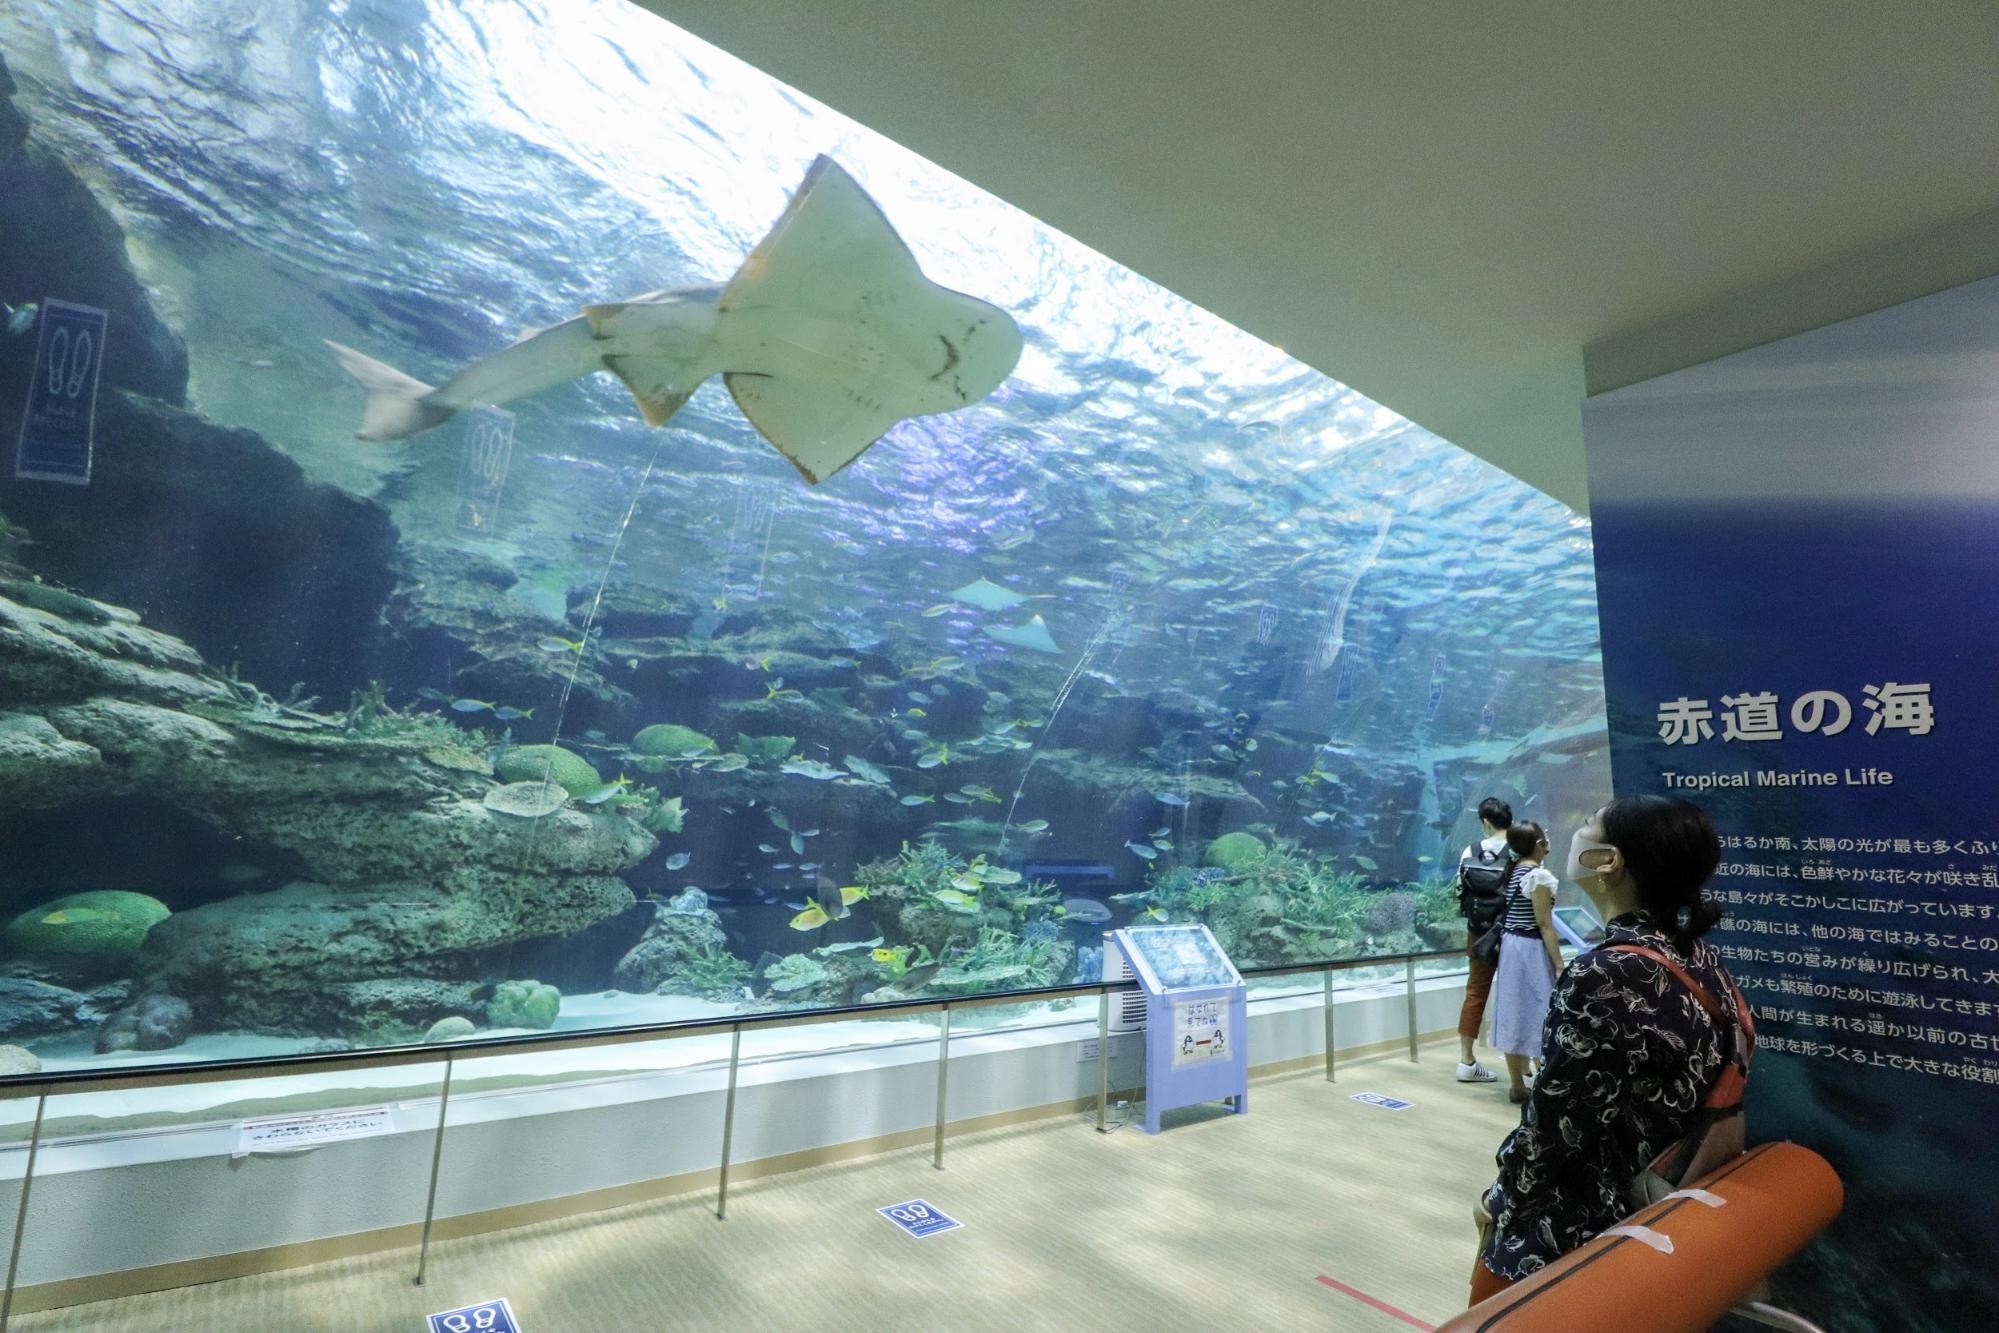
0, 0, 1611, 1073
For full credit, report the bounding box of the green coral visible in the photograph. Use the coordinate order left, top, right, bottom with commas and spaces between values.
731, 733, 796, 762
763, 953, 828, 995
1147, 843, 1376, 967
1203, 831, 1267, 870
641, 794, 686, 835
931, 927, 1063, 993
5, 891, 170, 958
495, 744, 600, 796
675, 946, 750, 997
487, 979, 561, 1029
632, 723, 717, 757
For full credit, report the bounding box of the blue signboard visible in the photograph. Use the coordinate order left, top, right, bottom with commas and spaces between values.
877, 1199, 961, 1239
1112, 925, 1248, 1134
1582, 272, 1999, 1330
1350, 1092, 1413, 1112
426, 1297, 519, 1333
14, 299, 107, 485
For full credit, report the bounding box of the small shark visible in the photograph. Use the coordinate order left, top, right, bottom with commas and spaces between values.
326, 156, 1022, 484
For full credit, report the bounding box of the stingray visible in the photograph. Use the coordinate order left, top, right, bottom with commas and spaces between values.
983, 613, 1061, 654
950, 577, 1035, 611
325, 157, 1022, 484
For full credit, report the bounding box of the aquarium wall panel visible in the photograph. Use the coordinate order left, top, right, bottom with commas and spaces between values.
0, 0, 1609, 1076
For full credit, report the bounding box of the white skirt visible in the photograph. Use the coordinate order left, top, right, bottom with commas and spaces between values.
1489, 932, 1557, 1058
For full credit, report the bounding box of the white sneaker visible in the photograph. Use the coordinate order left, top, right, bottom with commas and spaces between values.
1456, 1061, 1498, 1083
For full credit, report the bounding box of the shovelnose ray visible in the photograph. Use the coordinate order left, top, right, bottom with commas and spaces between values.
950, 577, 1035, 611
983, 613, 1061, 654
325, 156, 1023, 484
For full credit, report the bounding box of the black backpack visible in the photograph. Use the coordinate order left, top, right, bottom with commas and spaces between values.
1458, 841, 1516, 934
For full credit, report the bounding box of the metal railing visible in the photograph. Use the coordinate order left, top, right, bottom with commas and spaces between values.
0, 946, 1464, 1325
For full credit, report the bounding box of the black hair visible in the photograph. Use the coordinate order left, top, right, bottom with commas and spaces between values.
1597, 795, 1724, 945
1477, 797, 1513, 829
1504, 821, 1546, 859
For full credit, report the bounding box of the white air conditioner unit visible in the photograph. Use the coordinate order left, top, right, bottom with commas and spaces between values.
1102, 932, 1148, 1033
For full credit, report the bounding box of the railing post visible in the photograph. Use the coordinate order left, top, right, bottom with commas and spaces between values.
716, 1023, 742, 1220
1323, 969, 1337, 1082
1096, 989, 1111, 1130
1405, 958, 1419, 1062
932, 1005, 951, 1169
0, 1089, 48, 1331
411, 1052, 455, 1287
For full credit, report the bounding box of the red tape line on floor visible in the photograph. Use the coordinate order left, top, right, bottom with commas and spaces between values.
1314, 1275, 1436, 1331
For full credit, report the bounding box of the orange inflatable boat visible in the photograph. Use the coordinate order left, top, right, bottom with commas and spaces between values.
1438, 1142, 1843, 1333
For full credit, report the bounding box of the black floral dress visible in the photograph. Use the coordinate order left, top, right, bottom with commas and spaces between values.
1478, 910, 1735, 1280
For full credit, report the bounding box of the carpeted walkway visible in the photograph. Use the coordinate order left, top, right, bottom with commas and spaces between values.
18, 1041, 1523, 1331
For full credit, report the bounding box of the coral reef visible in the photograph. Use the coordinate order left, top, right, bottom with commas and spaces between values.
1202, 831, 1268, 870
5, 890, 170, 959
494, 744, 601, 797
488, 979, 561, 1030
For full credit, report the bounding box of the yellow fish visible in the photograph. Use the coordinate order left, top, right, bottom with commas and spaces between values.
789, 902, 830, 931
932, 889, 979, 909
872, 947, 900, 964
41, 908, 117, 925
838, 886, 869, 906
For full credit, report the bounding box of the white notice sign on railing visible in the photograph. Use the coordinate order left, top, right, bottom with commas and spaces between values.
232, 1106, 397, 1159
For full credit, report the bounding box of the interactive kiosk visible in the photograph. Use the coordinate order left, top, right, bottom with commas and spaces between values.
1109, 925, 1248, 1134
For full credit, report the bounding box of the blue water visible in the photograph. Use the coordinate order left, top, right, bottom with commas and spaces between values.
0, 0, 1611, 1067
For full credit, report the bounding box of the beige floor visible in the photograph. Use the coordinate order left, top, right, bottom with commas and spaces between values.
19, 1040, 1522, 1332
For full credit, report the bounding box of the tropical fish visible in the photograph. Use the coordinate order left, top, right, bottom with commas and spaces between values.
977, 867, 1022, 885
843, 755, 892, 785
576, 776, 632, 805
1142, 906, 1167, 922
900, 794, 935, 806
1153, 837, 1174, 851
1305, 812, 1334, 826
789, 902, 831, 931
706, 752, 750, 773
872, 948, 901, 964
950, 577, 1034, 611
790, 832, 806, 855
417, 688, 451, 704
916, 743, 951, 769
537, 636, 585, 653
664, 852, 692, 871
1016, 819, 1050, 833
781, 758, 844, 780
758, 843, 780, 854
40, 908, 118, 926
921, 603, 954, 617
450, 698, 497, 713
327, 157, 1023, 485
2, 302, 39, 337
1155, 792, 1189, 807
943, 792, 972, 804
931, 889, 980, 910
1061, 897, 1113, 925
1149, 827, 1172, 839
983, 614, 1061, 654
1353, 855, 1380, 871
1124, 841, 1159, 860
768, 809, 791, 831
492, 706, 535, 721
907, 691, 932, 705
906, 707, 928, 719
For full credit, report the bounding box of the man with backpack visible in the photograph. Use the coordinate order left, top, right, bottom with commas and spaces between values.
1455, 796, 1514, 1083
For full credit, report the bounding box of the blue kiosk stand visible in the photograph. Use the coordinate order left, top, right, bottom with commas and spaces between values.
1109, 925, 1248, 1134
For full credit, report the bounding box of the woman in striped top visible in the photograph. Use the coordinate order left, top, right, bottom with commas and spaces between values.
1485, 821, 1567, 1103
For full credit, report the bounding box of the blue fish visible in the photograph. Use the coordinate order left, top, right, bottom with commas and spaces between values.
665, 852, 692, 871
450, 698, 496, 713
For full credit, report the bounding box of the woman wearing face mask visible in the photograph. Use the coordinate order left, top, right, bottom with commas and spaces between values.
1469, 794, 1741, 1306
1485, 821, 1566, 1104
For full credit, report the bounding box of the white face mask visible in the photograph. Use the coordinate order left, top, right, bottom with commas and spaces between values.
1565, 829, 1616, 885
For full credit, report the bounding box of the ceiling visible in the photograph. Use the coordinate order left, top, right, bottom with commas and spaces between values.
643, 1, 1999, 511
